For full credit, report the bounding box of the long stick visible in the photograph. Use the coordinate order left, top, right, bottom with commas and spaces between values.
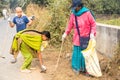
55, 41, 64, 71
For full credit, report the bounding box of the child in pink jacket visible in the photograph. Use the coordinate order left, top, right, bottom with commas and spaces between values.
62, 0, 96, 75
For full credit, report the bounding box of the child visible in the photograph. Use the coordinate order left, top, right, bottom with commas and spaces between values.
10, 30, 50, 73
8, 7, 33, 32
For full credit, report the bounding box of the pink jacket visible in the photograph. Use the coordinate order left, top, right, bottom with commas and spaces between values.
65, 11, 96, 46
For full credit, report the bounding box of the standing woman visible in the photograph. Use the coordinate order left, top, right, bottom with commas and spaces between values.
62, 0, 96, 74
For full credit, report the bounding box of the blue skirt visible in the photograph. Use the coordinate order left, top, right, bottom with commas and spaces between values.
71, 45, 86, 72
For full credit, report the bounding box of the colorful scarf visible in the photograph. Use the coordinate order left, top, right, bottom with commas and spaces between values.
72, 7, 89, 16
72, 6, 96, 19
10, 30, 42, 55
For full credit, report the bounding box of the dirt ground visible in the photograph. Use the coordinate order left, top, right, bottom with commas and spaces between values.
40, 47, 120, 80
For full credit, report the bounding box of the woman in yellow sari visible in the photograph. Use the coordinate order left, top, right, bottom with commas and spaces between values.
10, 30, 50, 73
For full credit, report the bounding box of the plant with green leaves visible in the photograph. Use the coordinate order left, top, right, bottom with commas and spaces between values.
46, 0, 71, 46
83, 0, 120, 14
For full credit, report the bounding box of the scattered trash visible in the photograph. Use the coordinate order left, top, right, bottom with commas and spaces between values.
0, 55, 5, 59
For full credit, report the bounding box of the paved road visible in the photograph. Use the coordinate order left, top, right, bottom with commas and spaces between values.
0, 16, 44, 80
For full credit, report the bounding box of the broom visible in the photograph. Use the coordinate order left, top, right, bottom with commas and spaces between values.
55, 41, 64, 71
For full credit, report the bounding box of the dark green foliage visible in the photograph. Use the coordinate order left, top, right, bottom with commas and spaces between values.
83, 0, 120, 14
10, 0, 120, 14
9, 0, 31, 10
0, 0, 9, 17
9, 0, 18, 9
31, 0, 48, 6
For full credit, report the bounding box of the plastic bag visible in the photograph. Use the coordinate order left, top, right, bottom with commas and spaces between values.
82, 39, 102, 77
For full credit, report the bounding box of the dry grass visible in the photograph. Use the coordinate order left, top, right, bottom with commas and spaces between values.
41, 48, 116, 80
96, 14, 120, 26
26, 4, 51, 31
97, 18, 120, 26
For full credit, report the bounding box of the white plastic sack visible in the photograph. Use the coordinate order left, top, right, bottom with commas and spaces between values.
82, 39, 102, 77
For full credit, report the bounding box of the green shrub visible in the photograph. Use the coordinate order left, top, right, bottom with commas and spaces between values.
45, 0, 71, 47
83, 0, 120, 14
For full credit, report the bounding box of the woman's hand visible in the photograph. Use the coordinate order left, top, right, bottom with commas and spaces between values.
37, 51, 47, 72
8, 17, 15, 28
62, 33, 67, 41
90, 33, 95, 39
41, 65, 47, 73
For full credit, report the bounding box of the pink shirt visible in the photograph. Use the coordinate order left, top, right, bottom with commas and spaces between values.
65, 11, 96, 46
